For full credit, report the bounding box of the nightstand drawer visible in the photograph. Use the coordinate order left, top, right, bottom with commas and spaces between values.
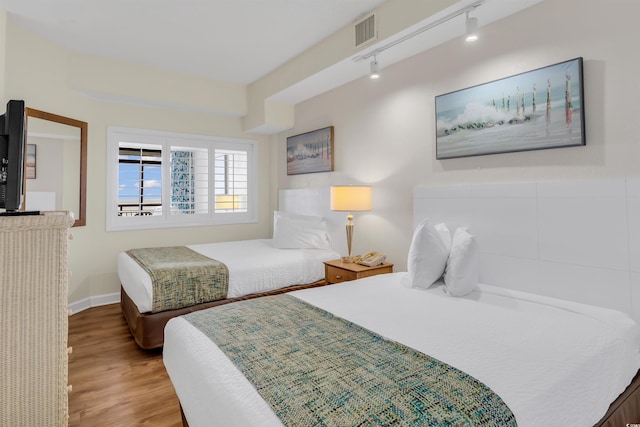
324, 259, 394, 284
356, 264, 393, 279
325, 265, 357, 283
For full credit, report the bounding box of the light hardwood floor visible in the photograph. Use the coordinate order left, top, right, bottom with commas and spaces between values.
68, 303, 182, 426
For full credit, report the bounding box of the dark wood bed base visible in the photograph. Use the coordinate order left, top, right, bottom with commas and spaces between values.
178, 371, 640, 426
120, 280, 328, 350
596, 369, 640, 426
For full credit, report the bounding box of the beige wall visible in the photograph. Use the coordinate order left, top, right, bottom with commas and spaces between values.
279, 0, 640, 271
3, 21, 273, 304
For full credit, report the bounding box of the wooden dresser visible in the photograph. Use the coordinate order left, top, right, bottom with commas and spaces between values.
0, 212, 74, 426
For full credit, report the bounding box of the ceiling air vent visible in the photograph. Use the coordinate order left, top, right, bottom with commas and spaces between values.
354, 12, 377, 48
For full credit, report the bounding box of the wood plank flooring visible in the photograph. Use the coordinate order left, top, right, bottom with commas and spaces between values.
68, 303, 182, 426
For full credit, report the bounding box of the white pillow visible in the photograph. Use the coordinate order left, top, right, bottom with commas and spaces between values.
444, 227, 479, 297
273, 211, 331, 249
273, 211, 323, 231
406, 218, 451, 289
435, 222, 452, 252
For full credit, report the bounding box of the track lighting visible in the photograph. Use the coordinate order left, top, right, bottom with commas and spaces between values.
465, 11, 479, 42
353, 0, 484, 75
370, 55, 380, 79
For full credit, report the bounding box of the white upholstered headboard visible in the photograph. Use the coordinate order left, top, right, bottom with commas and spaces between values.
278, 188, 347, 255
414, 179, 640, 321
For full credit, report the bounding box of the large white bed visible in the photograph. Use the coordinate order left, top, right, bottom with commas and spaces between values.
164, 273, 640, 427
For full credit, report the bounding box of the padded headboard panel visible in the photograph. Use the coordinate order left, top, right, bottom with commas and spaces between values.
414, 179, 640, 321
278, 188, 347, 255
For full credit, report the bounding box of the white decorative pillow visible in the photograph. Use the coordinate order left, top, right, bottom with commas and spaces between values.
273, 211, 331, 249
435, 222, 452, 253
444, 227, 479, 297
406, 218, 451, 289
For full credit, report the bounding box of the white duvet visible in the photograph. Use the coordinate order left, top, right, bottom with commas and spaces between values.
163, 272, 640, 427
118, 239, 340, 313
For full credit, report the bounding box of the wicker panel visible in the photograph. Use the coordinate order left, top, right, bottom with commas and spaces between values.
0, 212, 74, 427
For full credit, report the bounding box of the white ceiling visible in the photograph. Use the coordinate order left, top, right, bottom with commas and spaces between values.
0, 0, 542, 105
0, 0, 385, 84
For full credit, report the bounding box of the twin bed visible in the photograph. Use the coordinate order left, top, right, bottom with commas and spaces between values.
124, 182, 640, 425
119, 207, 341, 349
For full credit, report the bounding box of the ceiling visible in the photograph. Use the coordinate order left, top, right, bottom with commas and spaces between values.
0, 0, 385, 84
269, 0, 543, 104
0, 0, 542, 106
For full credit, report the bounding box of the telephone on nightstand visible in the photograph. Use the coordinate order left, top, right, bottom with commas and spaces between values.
357, 251, 387, 267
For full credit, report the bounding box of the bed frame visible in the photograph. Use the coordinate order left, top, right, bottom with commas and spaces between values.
596, 370, 640, 426
121, 281, 327, 350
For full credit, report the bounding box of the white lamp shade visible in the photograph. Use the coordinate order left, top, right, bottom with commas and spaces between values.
330, 186, 371, 212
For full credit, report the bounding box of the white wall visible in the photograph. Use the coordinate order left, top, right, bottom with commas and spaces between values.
279, 0, 640, 271
3, 21, 274, 305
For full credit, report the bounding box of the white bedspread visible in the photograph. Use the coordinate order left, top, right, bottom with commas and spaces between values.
163, 272, 640, 427
118, 239, 340, 313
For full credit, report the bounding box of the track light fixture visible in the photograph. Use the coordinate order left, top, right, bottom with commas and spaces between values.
465, 11, 479, 42
353, 0, 484, 75
370, 55, 380, 79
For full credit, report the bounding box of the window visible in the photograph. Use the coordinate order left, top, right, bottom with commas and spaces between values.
107, 127, 257, 231
118, 145, 162, 216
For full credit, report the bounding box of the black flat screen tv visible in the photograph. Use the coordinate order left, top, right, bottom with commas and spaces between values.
0, 100, 26, 212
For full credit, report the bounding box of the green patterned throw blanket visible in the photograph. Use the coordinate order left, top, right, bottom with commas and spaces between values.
184, 295, 517, 427
126, 246, 228, 313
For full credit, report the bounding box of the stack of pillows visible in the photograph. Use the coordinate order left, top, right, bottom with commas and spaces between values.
272, 211, 331, 250
406, 218, 479, 297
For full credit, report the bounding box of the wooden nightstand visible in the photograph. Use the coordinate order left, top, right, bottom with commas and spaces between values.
324, 259, 394, 284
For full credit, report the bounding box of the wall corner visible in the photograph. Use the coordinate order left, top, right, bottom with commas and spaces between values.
243, 98, 294, 135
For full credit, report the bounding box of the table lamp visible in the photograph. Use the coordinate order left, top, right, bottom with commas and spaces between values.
330, 185, 371, 263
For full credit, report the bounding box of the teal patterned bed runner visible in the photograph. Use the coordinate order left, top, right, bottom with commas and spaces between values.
184, 294, 517, 427
127, 246, 228, 313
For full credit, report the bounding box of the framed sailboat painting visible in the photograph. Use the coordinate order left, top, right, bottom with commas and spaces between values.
435, 57, 585, 159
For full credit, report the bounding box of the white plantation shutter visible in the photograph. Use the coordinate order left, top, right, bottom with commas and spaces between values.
170, 147, 209, 215
107, 127, 257, 231
214, 149, 248, 213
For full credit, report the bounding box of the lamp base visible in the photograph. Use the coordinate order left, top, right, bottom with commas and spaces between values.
341, 256, 355, 263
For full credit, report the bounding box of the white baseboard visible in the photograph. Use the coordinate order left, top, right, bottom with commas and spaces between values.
68, 292, 120, 315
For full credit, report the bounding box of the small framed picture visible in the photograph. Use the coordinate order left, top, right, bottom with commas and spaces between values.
287, 126, 334, 175
26, 144, 36, 179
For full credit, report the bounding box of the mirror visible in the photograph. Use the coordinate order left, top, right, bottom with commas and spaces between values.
24, 108, 87, 227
